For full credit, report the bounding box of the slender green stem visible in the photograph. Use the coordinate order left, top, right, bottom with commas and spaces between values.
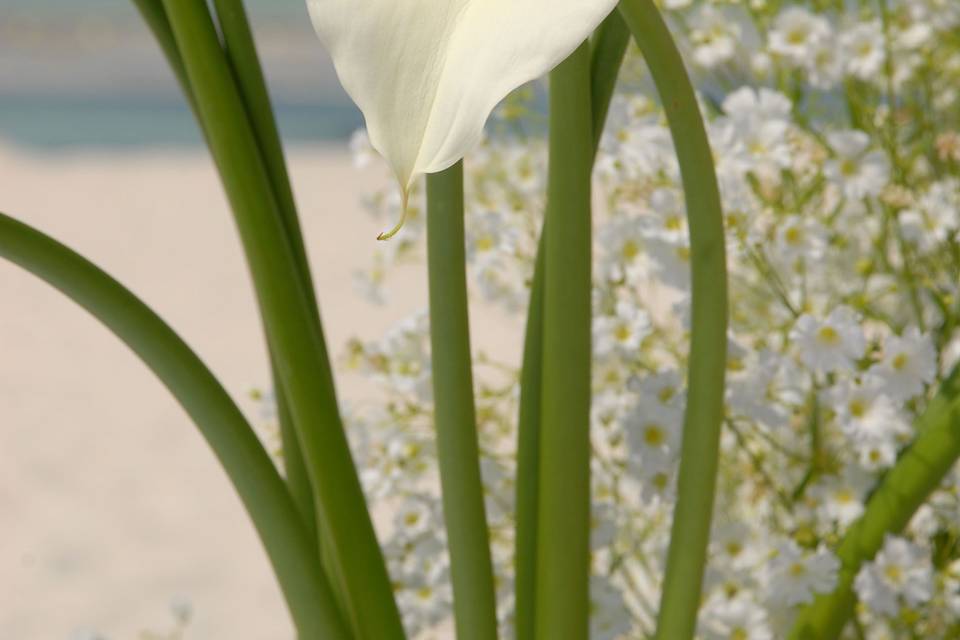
130, 0, 194, 113
590, 11, 631, 156
208, 0, 323, 550
513, 233, 545, 640
535, 41, 594, 640
275, 375, 317, 540
789, 368, 960, 640
161, 3, 404, 638
0, 211, 348, 640
514, 21, 628, 639
134, 0, 325, 553
426, 162, 499, 640
619, 2, 729, 638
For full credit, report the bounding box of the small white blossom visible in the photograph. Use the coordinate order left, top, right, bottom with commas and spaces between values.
841, 20, 886, 81
824, 130, 891, 200
769, 7, 831, 64
790, 307, 866, 374
766, 541, 840, 607
854, 535, 933, 616
871, 327, 937, 402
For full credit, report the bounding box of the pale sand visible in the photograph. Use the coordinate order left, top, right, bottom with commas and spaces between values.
0, 145, 519, 639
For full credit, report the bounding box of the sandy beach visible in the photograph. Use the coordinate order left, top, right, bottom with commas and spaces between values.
0, 143, 518, 639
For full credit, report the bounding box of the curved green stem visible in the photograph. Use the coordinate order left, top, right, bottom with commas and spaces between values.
618, 1, 729, 638
535, 41, 594, 640
161, 3, 404, 638
789, 368, 960, 639
0, 211, 348, 640
514, 19, 629, 640
426, 162, 499, 640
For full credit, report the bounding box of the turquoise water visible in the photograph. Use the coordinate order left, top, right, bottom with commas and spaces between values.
0, 96, 362, 150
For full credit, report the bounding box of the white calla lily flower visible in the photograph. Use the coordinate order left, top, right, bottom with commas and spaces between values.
307, 0, 618, 237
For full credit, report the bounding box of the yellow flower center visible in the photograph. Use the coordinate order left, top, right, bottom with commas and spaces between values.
476, 235, 495, 252
834, 488, 854, 504
817, 326, 840, 346
622, 239, 640, 260
892, 352, 909, 371
884, 564, 903, 584
643, 424, 666, 447
787, 28, 807, 45
789, 561, 807, 577
849, 399, 866, 418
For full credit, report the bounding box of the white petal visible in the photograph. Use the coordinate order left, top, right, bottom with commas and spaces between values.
308, 0, 618, 191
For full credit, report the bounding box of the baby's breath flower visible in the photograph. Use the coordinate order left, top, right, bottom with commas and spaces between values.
855, 535, 933, 616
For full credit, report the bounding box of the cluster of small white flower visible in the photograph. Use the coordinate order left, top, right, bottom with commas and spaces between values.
262, 1, 960, 637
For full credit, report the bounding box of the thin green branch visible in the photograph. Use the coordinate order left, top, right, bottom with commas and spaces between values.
0, 211, 348, 639
514, 18, 629, 639
426, 162, 499, 640
513, 232, 545, 640
618, 2, 729, 639
535, 41, 594, 640
590, 11, 631, 156
130, 0, 195, 113
789, 368, 960, 639
208, 0, 323, 553
160, 3, 403, 638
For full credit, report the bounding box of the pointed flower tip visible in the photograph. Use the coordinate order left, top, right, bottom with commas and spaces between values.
308, 0, 619, 197
376, 188, 410, 242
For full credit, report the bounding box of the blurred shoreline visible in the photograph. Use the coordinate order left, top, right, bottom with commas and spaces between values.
0, 1, 360, 149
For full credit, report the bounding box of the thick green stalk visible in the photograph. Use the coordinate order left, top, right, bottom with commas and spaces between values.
0, 212, 348, 640
789, 369, 960, 639
535, 42, 594, 640
208, 0, 321, 547
426, 162, 499, 640
161, 3, 404, 638
514, 21, 628, 639
618, 1, 729, 639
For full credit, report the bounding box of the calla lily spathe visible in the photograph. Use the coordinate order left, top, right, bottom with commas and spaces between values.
307, 0, 619, 195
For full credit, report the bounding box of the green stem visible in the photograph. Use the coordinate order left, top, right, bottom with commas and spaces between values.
513, 233, 545, 640
161, 3, 404, 638
130, 0, 194, 113
789, 368, 960, 639
514, 21, 628, 640
535, 41, 594, 640
426, 162, 499, 640
133, 0, 324, 555
590, 11, 631, 156
618, 2, 729, 638
0, 211, 348, 640
275, 377, 317, 541
208, 0, 322, 551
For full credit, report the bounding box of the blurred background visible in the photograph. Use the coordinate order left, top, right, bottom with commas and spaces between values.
0, 0, 361, 148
